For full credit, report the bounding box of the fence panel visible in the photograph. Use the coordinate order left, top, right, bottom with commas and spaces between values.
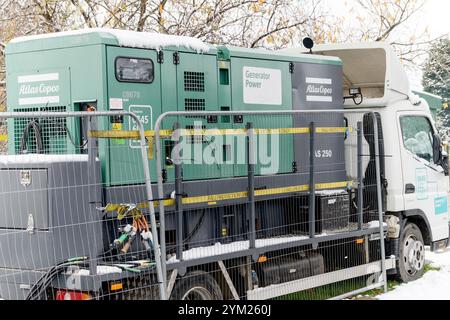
0, 109, 389, 300
154, 110, 389, 300
0, 111, 164, 300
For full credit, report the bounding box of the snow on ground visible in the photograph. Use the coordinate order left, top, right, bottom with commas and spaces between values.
376, 247, 450, 300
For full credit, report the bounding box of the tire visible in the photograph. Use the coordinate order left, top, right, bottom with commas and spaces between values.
396, 223, 425, 282
170, 270, 223, 300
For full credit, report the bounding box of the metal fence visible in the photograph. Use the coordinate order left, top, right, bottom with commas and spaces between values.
152, 110, 391, 300
0, 109, 392, 300
0, 110, 164, 300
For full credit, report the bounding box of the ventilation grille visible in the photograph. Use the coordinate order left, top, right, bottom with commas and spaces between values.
14, 106, 69, 154
185, 98, 206, 119
184, 71, 205, 92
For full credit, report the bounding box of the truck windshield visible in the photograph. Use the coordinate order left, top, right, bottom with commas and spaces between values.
400, 116, 434, 162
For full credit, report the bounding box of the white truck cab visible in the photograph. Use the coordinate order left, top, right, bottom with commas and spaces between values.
284, 42, 449, 282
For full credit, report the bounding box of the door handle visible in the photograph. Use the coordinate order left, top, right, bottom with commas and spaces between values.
405, 183, 415, 194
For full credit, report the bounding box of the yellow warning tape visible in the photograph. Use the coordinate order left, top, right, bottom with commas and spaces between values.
134, 181, 351, 208
0, 134, 7, 142
316, 127, 353, 133
88, 130, 173, 139
88, 126, 352, 139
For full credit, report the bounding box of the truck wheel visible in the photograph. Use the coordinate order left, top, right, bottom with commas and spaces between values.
396, 223, 425, 282
170, 270, 223, 300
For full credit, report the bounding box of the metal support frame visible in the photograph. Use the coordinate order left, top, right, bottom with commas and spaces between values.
173, 122, 183, 261
364, 235, 370, 264
309, 121, 316, 238
164, 225, 386, 271
247, 122, 256, 249
87, 116, 99, 276
153, 109, 388, 300
246, 256, 253, 292
372, 113, 388, 293
218, 260, 240, 300
166, 269, 178, 299
247, 258, 396, 300
357, 121, 364, 230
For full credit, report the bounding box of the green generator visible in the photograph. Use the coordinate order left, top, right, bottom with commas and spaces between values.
6, 29, 345, 188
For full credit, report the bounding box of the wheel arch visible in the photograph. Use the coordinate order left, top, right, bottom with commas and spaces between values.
402, 209, 433, 245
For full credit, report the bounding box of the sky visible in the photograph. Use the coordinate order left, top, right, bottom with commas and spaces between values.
323, 0, 450, 91
421, 0, 450, 38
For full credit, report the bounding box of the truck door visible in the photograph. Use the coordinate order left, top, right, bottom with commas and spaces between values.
106, 46, 161, 186
398, 112, 449, 241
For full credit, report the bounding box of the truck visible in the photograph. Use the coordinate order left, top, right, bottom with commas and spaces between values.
0, 29, 448, 300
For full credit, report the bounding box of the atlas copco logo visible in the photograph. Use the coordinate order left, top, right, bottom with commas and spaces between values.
306, 84, 332, 96
17, 72, 61, 106
305, 77, 333, 102
19, 83, 60, 95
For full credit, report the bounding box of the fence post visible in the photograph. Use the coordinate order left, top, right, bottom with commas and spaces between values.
154, 121, 167, 290
357, 121, 364, 230
174, 122, 183, 261
247, 122, 256, 249
309, 122, 316, 238
132, 112, 167, 300
372, 113, 388, 293
87, 115, 99, 276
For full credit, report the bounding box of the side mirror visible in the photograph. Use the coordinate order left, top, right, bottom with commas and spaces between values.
433, 133, 441, 164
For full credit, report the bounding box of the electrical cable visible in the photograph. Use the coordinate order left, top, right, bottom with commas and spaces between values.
184, 209, 206, 243
26, 257, 88, 300
20, 120, 44, 154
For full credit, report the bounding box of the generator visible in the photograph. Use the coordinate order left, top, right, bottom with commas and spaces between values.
6, 29, 345, 187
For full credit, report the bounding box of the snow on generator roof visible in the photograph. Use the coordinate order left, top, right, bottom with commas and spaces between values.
10, 28, 211, 53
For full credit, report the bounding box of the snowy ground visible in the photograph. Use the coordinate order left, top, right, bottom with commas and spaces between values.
375, 247, 450, 300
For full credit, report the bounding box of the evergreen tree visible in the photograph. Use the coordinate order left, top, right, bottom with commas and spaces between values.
422, 38, 450, 141
422, 38, 450, 100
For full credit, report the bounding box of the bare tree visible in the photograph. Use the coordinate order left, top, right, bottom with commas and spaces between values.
0, 0, 443, 102
339, 0, 440, 65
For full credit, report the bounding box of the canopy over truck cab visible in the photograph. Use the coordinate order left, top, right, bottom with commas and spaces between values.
282, 42, 420, 107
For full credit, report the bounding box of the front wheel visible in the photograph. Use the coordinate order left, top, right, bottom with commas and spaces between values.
396, 223, 425, 282
170, 270, 223, 300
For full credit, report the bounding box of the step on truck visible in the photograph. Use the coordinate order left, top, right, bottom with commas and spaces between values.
0, 29, 448, 300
